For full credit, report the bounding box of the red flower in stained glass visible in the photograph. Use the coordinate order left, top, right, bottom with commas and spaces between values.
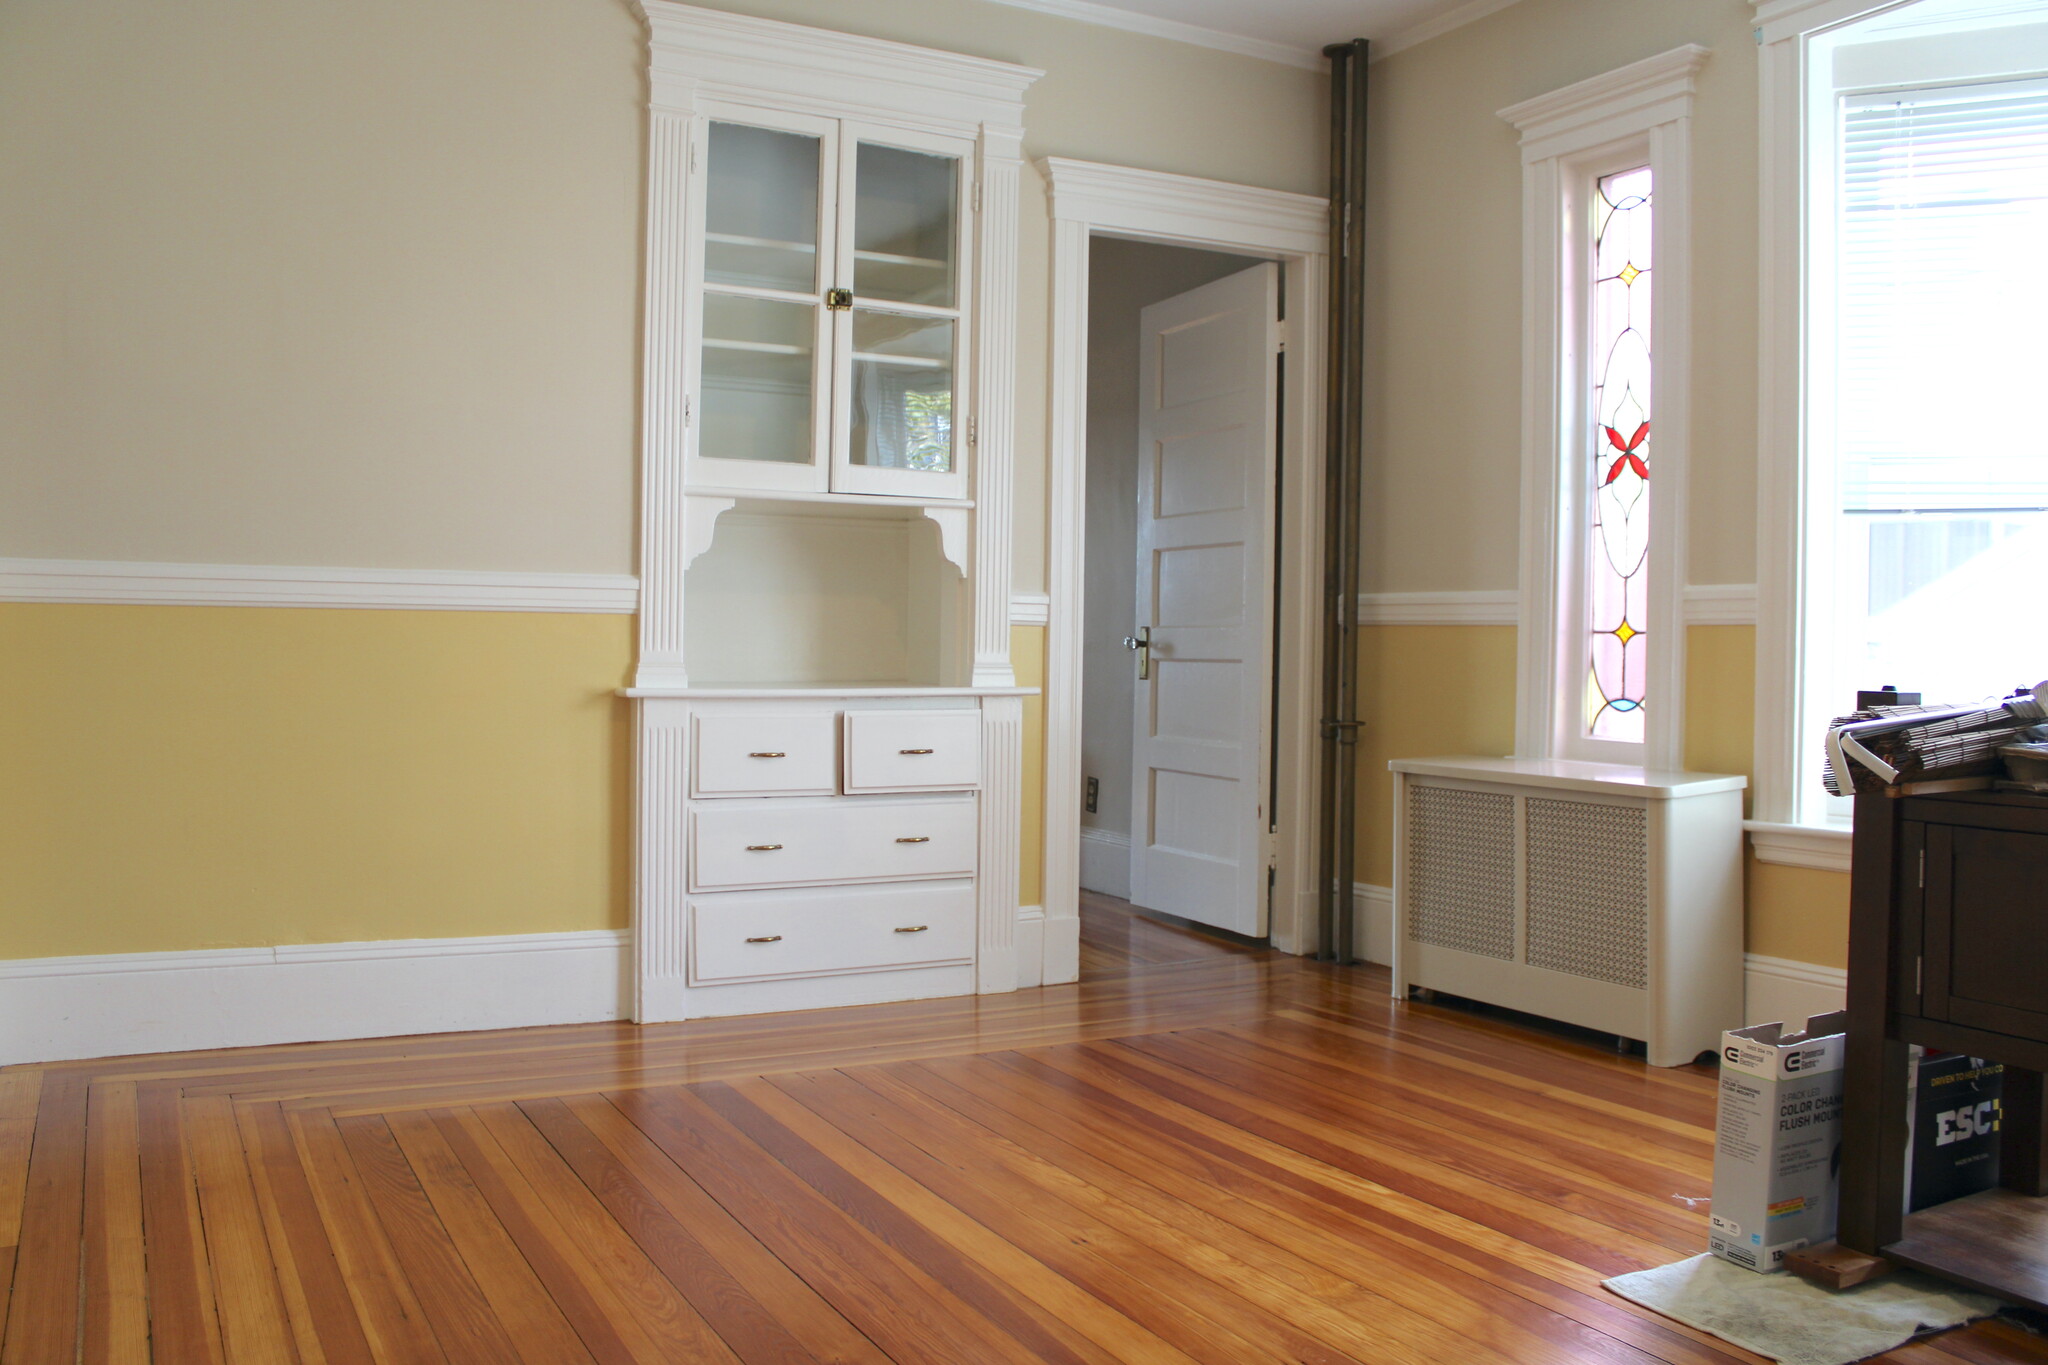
1605, 420, 1649, 453
1603, 421, 1649, 485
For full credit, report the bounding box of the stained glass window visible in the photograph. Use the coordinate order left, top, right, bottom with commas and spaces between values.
1586, 165, 1652, 744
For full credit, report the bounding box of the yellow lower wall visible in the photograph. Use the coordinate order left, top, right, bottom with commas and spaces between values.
1355, 621, 1851, 971
2, 603, 636, 958
1014, 624, 1046, 910
1, 604, 1051, 962
4, 601, 1839, 973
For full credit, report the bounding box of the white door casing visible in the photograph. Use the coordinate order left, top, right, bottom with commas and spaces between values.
1127, 264, 1279, 936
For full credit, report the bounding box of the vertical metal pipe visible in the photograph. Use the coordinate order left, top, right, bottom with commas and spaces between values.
1317, 39, 1369, 963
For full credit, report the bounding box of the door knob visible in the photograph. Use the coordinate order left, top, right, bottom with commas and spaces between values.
1122, 626, 1151, 681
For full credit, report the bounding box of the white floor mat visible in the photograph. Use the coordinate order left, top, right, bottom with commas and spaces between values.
1603, 1253, 2001, 1365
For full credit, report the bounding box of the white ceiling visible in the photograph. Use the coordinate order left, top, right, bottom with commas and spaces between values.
984, 0, 1520, 69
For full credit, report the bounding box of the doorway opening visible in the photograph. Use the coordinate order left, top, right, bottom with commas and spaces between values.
1076, 234, 1281, 963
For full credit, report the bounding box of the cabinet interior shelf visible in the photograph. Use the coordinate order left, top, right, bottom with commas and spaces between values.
705, 231, 946, 274
701, 339, 947, 370
685, 485, 972, 510
704, 338, 809, 357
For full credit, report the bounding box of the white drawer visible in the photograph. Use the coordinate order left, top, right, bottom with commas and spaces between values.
689, 797, 976, 890
688, 882, 975, 985
692, 712, 838, 797
844, 710, 982, 793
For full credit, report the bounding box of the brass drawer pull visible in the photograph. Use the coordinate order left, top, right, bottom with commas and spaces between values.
899, 748, 934, 755
745, 935, 783, 944
746, 844, 783, 852
748, 751, 786, 758
895, 836, 930, 844
895, 925, 929, 934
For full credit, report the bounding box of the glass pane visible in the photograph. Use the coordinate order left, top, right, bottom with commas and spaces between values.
850, 311, 954, 472
854, 142, 958, 307
701, 294, 815, 464
1831, 81, 2048, 707
1585, 164, 1653, 744
705, 122, 820, 293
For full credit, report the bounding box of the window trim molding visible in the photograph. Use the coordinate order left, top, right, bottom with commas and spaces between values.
1501, 44, 1709, 770
1750, 0, 1939, 849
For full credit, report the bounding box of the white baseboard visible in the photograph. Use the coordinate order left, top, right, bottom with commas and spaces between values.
1353, 882, 1394, 964
1043, 903, 1081, 985
1356, 882, 1847, 1030
1743, 952, 1848, 1029
0, 929, 629, 1065
1016, 905, 1046, 989
1078, 827, 1131, 898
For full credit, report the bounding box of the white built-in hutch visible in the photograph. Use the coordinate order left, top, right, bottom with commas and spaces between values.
625, 3, 1041, 1021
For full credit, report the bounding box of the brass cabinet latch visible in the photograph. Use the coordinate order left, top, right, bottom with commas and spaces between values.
826, 287, 853, 310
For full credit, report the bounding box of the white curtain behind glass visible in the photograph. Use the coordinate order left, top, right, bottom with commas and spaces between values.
1834, 79, 2048, 706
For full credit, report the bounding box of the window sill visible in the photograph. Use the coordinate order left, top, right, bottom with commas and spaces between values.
1744, 820, 1853, 874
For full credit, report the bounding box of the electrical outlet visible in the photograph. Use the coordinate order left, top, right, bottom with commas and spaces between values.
1084, 776, 1099, 814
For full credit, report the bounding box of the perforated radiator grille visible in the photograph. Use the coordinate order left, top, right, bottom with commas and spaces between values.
1524, 797, 1648, 989
1404, 786, 1515, 959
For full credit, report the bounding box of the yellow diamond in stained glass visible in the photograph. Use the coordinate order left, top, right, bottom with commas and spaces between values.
1612, 619, 1638, 646
1618, 262, 1641, 286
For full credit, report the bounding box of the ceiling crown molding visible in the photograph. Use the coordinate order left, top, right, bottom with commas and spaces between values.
1498, 43, 1711, 161
980, 0, 1325, 70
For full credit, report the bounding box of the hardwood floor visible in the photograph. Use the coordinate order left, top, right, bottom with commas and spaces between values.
4, 908, 2046, 1362
1076, 890, 1270, 977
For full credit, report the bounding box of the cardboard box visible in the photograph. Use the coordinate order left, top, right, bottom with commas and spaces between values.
1708, 1011, 1849, 1271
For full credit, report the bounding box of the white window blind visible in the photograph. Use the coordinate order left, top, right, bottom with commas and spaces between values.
1830, 77, 2048, 705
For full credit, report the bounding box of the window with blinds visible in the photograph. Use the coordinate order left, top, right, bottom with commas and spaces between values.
1829, 77, 2048, 707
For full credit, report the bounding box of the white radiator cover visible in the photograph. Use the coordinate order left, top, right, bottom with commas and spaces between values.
1390, 757, 1746, 1067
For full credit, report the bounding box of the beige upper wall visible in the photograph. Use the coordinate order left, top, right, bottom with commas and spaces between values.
1361, 0, 1760, 593
0, 0, 1325, 589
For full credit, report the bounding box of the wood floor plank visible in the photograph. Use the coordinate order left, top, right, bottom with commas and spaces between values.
435, 1105, 741, 1365
333, 1114, 529, 1365
135, 1078, 228, 1365
82, 1080, 150, 1365
287, 1109, 449, 1365
782, 1066, 1554, 1365
0, 1071, 43, 1255
856, 1060, 1687, 1365
183, 1093, 306, 1364
0, 1068, 86, 1365
1126, 1029, 1710, 1245
540, 1094, 891, 1365
741, 1072, 1330, 1365
728, 1074, 1167, 1365
378, 1109, 598, 1365
237, 1101, 377, 1365
1268, 1008, 1716, 1142
962, 1050, 1761, 1365
607, 1083, 1059, 1365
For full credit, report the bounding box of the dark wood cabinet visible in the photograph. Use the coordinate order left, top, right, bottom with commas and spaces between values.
1839, 788, 2048, 1307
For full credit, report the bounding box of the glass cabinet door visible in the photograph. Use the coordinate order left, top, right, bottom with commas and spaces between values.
691, 114, 835, 490
832, 129, 970, 498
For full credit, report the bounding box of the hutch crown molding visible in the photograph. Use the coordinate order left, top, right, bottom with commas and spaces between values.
629, 3, 1041, 1022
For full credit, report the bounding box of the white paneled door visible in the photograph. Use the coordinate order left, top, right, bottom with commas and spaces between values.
1127, 264, 1279, 936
